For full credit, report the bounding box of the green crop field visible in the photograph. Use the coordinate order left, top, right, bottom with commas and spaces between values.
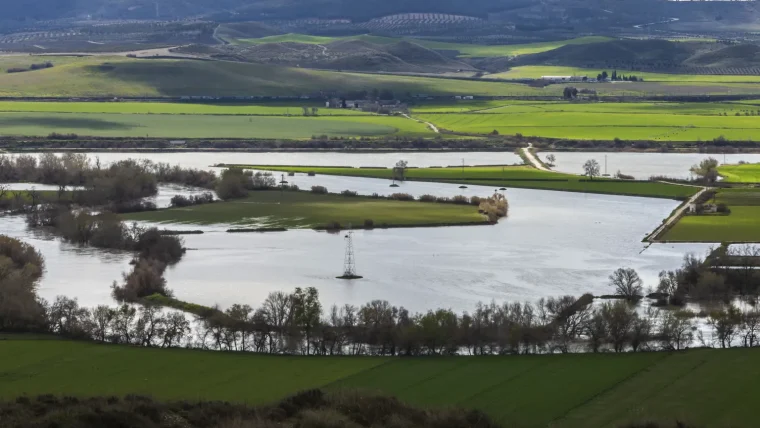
0, 111, 432, 139
0, 56, 551, 98
235, 33, 613, 58
663, 188, 760, 242
0, 101, 369, 116
487, 65, 760, 83
413, 104, 760, 141
718, 163, 760, 183
235, 165, 699, 199
123, 190, 487, 227
3, 337, 760, 427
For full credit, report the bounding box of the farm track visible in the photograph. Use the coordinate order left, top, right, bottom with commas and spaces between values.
403, 114, 439, 133
646, 185, 710, 243
521, 143, 550, 171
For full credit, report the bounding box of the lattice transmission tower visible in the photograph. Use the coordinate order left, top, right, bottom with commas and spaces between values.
343, 230, 357, 277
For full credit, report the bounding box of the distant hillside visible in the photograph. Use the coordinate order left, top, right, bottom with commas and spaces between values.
512, 39, 760, 72
686, 44, 760, 68
515, 39, 704, 68
176, 39, 475, 73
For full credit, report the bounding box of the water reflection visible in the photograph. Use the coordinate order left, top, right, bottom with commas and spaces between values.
544, 151, 760, 179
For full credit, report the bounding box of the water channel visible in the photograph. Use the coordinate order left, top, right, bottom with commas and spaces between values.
1, 151, 717, 313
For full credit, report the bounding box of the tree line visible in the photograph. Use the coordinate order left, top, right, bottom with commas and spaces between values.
4, 233, 758, 355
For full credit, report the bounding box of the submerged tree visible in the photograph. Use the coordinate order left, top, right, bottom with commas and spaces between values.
545, 154, 556, 167
609, 268, 644, 299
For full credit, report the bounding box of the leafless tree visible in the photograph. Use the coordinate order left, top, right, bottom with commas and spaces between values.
609, 268, 644, 298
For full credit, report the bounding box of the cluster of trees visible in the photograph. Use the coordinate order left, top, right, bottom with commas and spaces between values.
689, 157, 719, 184
215, 169, 280, 200
6, 61, 53, 73
170, 193, 215, 208
595, 70, 642, 82
659, 248, 760, 305
0, 154, 216, 207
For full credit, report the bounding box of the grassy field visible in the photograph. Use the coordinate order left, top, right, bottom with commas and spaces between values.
235, 165, 699, 199
235, 34, 613, 58
663, 188, 760, 242
0, 111, 433, 139
718, 163, 760, 183
3, 337, 760, 427
413, 102, 760, 141
0, 56, 551, 98
0, 101, 370, 116
123, 190, 487, 227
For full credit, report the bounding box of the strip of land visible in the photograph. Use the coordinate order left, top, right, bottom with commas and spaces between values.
123, 190, 488, 228
226, 165, 699, 199
2, 337, 758, 428
662, 187, 760, 242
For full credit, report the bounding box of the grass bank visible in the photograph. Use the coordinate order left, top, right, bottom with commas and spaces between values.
122, 190, 487, 228
663, 187, 760, 242
2, 337, 759, 427
229, 165, 699, 199
718, 163, 760, 183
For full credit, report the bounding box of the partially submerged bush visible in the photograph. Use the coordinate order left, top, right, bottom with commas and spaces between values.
389, 193, 414, 201
311, 185, 328, 194
419, 194, 437, 202
341, 190, 358, 197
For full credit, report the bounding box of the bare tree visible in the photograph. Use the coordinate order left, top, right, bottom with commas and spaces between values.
393, 160, 408, 181
609, 268, 643, 299
545, 154, 556, 167
583, 159, 600, 180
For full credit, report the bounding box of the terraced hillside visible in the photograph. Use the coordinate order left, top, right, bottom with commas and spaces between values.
2, 337, 759, 428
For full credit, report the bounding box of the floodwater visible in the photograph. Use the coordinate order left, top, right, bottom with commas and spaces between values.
2, 170, 712, 313
543, 151, 760, 180
2, 152, 523, 171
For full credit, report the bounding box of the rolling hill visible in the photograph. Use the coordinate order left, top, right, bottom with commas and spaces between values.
177, 39, 475, 72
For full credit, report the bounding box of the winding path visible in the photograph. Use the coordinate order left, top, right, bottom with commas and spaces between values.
521, 143, 550, 171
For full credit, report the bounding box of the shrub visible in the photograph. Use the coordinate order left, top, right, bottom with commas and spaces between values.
311, 186, 328, 194
389, 193, 414, 201
325, 221, 341, 230
364, 219, 374, 229
308, 171, 316, 176
340, 190, 358, 197
436, 196, 450, 203
716, 203, 730, 214
451, 195, 469, 205
615, 170, 635, 180
470, 196, 482, 206
418, 194, 437, 202
370, 193, 380, 199
216, 169, 249, 200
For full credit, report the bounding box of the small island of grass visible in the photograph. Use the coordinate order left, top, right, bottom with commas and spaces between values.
122, 190, 490, 229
